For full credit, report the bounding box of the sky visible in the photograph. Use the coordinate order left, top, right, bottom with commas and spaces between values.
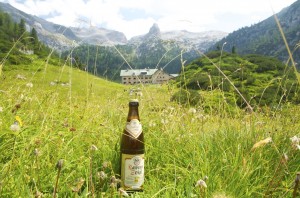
0, 0, 297, 39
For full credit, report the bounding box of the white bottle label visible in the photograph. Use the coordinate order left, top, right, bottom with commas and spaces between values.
121, 154, 144, 190
125, 119, 142, 138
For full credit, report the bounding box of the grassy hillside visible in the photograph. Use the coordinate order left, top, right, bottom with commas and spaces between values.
0, 54, 300, 197
176, 51, 300, 109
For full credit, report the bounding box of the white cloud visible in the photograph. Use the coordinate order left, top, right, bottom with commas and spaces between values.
1, 0, 297, 39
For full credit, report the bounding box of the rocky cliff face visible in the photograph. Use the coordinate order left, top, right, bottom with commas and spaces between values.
0, 2, 127, 50
129, 23, 227, 53
212, 0, 300, 63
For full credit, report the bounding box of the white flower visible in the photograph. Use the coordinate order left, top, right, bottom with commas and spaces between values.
102, 161, 110, 169
161, 119, 169, 124
149, 121, 156, 127
290, 136, 300, 145
34, 148, 40, 156
10, 122, 20, 132
195, 114, 205, 119
50, 81, 56, 86
100, 172, 106, 179
119, 188, 129, 197
188, 108, 197, 114
91, 145, 98, 151
26, 82, 33, 88
195, 179, 207, 188
290, 136, 300, 150
16, 74, 26, 80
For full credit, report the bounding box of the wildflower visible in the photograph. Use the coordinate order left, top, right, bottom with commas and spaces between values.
26, 82, 33, 88
71, 178, 85, 192
161, 119, 169, 124
195, 114, 205, 119
61, 82, 70, 86
255, 121, 265, 127
291, 136, 300, 145
91, 144, 98, 151
50, 81, 56, 86
102, 161, 110, 169
119, 188, 129, 197
10, 121, 20, 132
149, 121, 156, 127
281, 153, 289, 164
195, 179, 207, 188
34, 148, 40, 156
290, 136, 300, 150
110, 176, 121, 185
16, 74, 26, 80
15, 116, 23, 127
188, 108, 197, 114
110, 176, 116, 184
97, 171, 107, 179
35, 190, 43, 198
251, 137, 272, 151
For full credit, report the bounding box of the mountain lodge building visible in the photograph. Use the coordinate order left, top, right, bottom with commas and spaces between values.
120, 68, 178, 85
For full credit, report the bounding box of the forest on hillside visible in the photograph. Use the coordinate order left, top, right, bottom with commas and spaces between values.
174, 51, 300, 108
0, 9, 54, 65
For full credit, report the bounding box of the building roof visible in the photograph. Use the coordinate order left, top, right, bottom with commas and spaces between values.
120, 69, 158, 77
170, 74, 179, 78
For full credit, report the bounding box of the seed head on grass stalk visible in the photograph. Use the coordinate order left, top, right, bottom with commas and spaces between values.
89, 145, 98, 198
251, 137, 272, 151
195, 176, 208, 197
292, 173, 300, 198
53, 159, 63, 198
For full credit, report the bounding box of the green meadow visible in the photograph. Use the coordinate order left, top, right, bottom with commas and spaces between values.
0, 53, 300, 198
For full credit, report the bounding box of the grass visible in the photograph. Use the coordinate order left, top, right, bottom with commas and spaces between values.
0, 50, 300, 198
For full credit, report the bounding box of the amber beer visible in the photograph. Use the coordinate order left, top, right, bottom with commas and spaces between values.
120, 99, 144, 191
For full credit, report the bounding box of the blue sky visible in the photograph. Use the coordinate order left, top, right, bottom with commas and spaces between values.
0, 0, 297, 39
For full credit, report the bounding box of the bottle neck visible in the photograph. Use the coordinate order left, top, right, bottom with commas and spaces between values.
127, 105, 140, 121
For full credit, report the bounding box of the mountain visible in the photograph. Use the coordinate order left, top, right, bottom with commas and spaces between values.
130, 23, 226, 53
0, 2, 227, 80
0, 2, 226, 53
211, 0, 300, 64
70, 24, 227, 81
0, 2, 127, 50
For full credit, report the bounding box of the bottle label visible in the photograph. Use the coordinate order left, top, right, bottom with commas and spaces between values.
121, 154, 144, 190
125, 119, 142, 138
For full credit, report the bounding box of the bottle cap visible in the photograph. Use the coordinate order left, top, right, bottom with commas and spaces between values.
129, 99, 139, 106
129, 99, 139, 103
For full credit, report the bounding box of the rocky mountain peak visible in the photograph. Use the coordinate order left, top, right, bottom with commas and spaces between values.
149, 23, 160, 34
146, 23, 161, 39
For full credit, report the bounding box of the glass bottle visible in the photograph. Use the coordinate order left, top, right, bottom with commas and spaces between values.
120, 99, 144, 192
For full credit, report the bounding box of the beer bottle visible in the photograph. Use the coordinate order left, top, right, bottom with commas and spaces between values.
120, 99, 145, 192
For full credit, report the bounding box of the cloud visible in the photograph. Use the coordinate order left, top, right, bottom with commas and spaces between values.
1, 0, 297, 39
